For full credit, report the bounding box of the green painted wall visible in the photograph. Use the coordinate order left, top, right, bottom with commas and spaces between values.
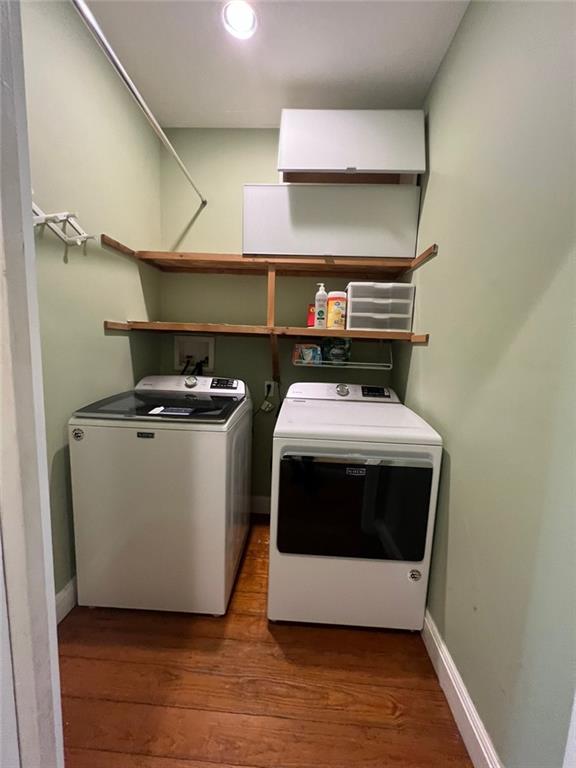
394, 2, 576, 765
25, 21, 573, 764
21, 2, 163, 592
159, 129, 392, 496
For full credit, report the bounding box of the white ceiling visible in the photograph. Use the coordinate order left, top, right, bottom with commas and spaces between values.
88, 0, 469, 129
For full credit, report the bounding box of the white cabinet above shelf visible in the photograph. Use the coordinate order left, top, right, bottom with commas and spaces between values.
278, 109, 426, 175
243, 183, 421, 259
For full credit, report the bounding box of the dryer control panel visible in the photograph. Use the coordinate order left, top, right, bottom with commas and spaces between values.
286, 382, 400, 403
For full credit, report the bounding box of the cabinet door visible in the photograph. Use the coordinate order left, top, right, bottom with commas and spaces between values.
243, 183, 420, 258
278, 109, 426, 174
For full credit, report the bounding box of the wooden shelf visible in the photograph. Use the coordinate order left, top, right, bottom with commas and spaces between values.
104, 320, 272, 336
101, 235, 437, 278
275, 326, 428, 342
101, 234, 436, 380
104, 321, 271, 336
103, 320, 428, 344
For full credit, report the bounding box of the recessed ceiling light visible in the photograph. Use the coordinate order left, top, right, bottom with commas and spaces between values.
222, 1, 257, 40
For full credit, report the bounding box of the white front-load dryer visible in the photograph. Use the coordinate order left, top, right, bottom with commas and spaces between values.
69, 375, 252, 615
267, 382, 442, 630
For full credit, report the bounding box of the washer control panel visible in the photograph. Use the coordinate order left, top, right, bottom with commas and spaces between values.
361, 385, 391, 399
135, 375, 245, 397
210, 378, 238, 390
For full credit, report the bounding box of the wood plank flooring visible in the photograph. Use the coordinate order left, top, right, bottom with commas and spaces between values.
59, 523, 472, 768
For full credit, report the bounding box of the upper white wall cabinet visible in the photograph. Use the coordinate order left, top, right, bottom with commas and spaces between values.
243, 184, 420, 258
278, 109, 426, 174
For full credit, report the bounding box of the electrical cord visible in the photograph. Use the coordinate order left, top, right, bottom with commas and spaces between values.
180, 355, 210, 377
254, 380, 281, 417
192, 356, 209, 376
180, 356, 193, 376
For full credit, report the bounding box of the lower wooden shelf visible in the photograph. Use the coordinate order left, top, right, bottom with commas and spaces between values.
105, 321, 271, 336
103, 320, 428, 344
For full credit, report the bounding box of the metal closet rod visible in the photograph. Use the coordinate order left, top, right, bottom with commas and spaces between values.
71, 0, 207, 208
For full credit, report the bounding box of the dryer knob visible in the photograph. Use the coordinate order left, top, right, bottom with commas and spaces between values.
184, 376, 198, 389
336, 383, 350, 397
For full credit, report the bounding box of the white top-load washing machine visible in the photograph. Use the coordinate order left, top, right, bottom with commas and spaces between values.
69, 375, 251, 615
268, 382, 442, 630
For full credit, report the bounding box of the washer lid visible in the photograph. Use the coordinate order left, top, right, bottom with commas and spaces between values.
73, 389, 245, 423
274, 399, 442, 445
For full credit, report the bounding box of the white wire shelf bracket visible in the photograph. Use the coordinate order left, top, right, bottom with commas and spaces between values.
32, 202, 94, 247
293, 359, 393, 371
292, 340, 393, 371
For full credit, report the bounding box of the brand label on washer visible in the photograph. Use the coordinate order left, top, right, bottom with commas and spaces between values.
72, 428, 84, 442
137, 431, 155, 439
346, 467, 366, 477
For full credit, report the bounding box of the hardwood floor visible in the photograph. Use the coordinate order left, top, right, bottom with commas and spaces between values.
59, 523, 472, 768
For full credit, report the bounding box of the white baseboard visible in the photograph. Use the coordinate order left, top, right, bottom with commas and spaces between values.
251, 495, 270, 516
422, 610, 504, 768
55, 577, 76, 623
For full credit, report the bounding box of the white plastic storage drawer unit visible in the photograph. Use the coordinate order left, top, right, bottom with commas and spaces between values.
346, 283, 415, 332
243, 184, 420, 258
278, 109, 426, 174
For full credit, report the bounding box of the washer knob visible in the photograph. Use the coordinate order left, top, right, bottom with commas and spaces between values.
336, 383, 350, 397
184, 376, 198, 389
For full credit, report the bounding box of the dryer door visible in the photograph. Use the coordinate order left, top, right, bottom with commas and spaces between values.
277, 455, 433, 561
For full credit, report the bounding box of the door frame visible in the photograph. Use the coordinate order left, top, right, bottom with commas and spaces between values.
1, 2, 64, 765
564, 693, 576, 768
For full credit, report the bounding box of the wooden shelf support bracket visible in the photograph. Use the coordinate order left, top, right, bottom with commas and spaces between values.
407, 243, 438, 272
267, 266, 276, 327
101, 234, 136, 257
